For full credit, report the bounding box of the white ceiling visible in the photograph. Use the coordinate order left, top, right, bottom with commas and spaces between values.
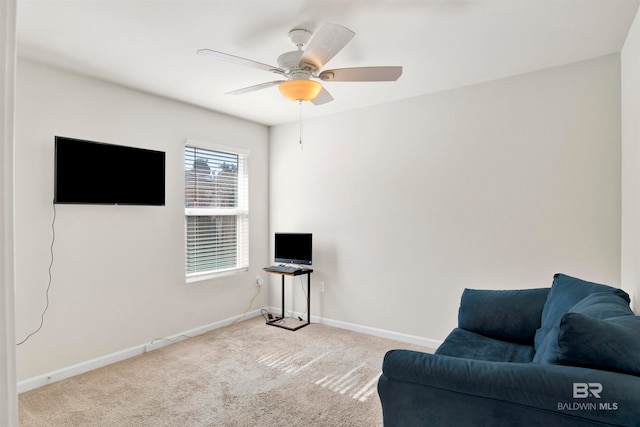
16, 0, 640, 126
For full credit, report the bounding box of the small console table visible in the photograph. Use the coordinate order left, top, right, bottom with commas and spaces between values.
263, 267, 313, 331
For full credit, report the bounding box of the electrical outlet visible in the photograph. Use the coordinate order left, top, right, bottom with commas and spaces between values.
256, 275, 264, 287
319, 281, 325, 292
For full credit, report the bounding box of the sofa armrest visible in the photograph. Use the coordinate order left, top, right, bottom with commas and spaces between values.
458, 287, 549, 344
380, 349, 640, 426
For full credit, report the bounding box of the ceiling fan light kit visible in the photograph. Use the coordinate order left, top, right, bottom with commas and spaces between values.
198, 22, 403, 105
278, 79, 322, 102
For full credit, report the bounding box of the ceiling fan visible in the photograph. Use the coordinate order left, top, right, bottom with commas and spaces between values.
197, 22, 403, 105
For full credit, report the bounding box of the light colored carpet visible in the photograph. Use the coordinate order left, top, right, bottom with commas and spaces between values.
19, 316, 433, 426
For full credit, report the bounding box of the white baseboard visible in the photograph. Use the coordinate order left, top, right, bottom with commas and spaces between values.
17, 309, 264, 393
317, 317, 442, 349
267, 306, 443, 349
18, 307, 441, 393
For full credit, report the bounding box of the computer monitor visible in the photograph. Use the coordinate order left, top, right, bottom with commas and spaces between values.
274, 233, 312, 265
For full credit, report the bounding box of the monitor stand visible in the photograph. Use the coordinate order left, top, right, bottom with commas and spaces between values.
262, 268, 313, 331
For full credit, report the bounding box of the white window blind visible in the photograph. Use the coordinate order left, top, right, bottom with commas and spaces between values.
185, 143, 249, 280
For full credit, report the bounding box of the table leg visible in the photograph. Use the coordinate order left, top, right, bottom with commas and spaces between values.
307, 272, 311, 324
281, 274, 285, 319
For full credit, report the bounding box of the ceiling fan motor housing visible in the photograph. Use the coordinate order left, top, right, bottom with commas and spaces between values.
277, 50, 316, 77
277, 51, 303, 70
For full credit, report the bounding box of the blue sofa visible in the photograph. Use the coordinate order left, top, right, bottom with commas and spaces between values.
378, 274, 640, 426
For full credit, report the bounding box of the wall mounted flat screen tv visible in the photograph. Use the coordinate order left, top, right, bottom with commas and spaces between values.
274, 233, 312, 265
54, 136, 166, 206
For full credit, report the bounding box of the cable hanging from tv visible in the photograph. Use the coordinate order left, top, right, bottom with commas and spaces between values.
17, 200, 56, 346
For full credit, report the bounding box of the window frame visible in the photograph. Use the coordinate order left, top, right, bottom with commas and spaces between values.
184, 139, 249, 283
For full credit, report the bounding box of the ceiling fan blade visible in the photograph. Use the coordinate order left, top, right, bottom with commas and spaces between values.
311, 87, 334, 106
226, 80, 284, 95
197, 49, 284, 75
319, 66, 403, 82
299, 23, 355, 70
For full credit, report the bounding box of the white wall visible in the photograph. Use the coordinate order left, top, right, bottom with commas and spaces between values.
1, 1, 18, 424
270, 54, 622, 342
12, 47, 627, 387
14, 59, 270, 381
622, 7, 640, 313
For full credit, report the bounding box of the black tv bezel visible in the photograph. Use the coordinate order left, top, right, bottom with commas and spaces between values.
54, 136, 166, 206
274, 232, 313, 266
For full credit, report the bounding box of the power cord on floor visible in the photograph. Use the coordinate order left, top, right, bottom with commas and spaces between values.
17, 201, 56, 346
262, 308, 283, 324
145, 334, 195, 353
229, 282, 261, 325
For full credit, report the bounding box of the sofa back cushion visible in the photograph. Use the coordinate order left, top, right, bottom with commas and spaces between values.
458, 288, 549, 345
534, 313, 640, 376
533, 273, 630, 351
533, 292, 634, 363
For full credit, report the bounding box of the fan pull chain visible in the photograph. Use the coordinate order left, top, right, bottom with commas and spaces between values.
298, 100, 304, 150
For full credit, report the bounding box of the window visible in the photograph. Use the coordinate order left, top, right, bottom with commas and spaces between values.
184, 141, 249, 281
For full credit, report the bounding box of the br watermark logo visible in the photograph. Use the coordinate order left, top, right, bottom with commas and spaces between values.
573, 382, 602, 398
557, 383, 618, 411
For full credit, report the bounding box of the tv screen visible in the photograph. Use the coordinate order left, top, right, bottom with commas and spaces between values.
274, 233, 312, 265
54, 136, 166, 206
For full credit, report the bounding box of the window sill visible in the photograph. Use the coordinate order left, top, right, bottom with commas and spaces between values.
186, 267, 249, 284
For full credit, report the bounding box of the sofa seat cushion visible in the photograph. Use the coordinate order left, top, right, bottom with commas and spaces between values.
435, 328, 535, 363
534, 273, 630, 350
